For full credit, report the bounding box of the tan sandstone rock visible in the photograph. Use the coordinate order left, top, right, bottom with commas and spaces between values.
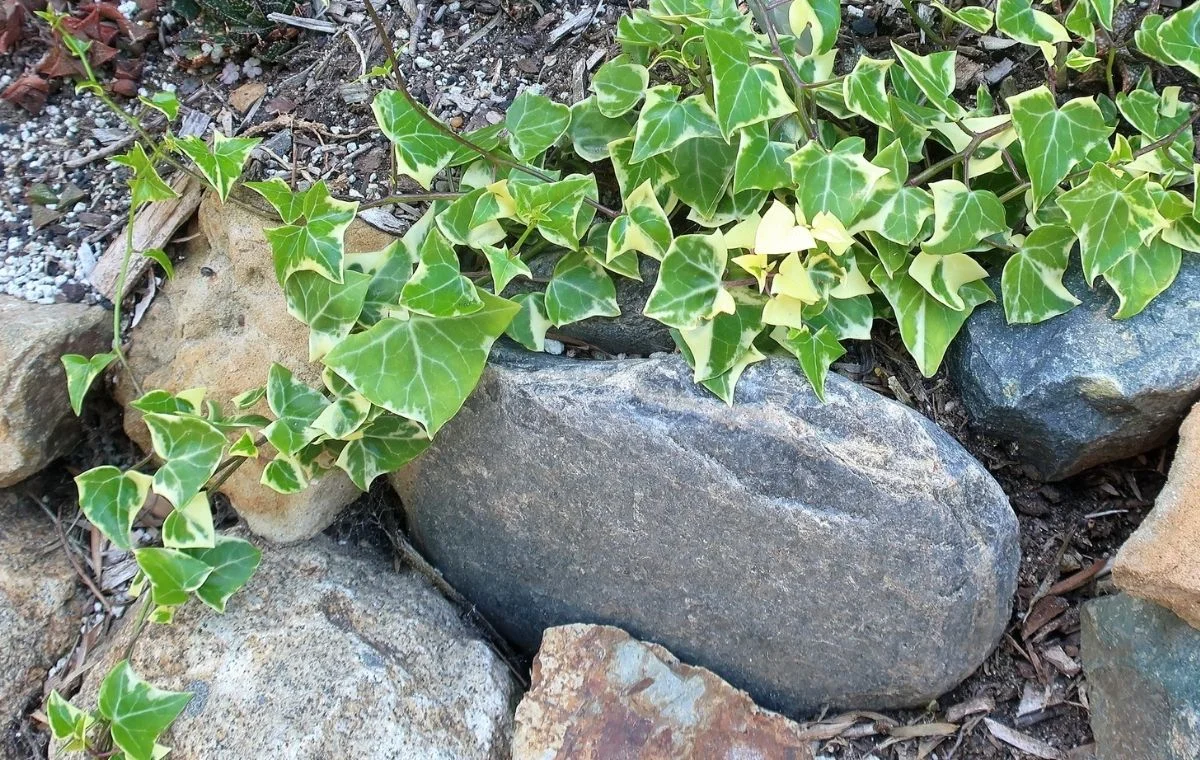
115, 193, 396, 542
1114, 403, 1200, 629
0, 297, 109, 486
512, 624, 816, 760
0, 492, 80, 750
59, 533, 518, 759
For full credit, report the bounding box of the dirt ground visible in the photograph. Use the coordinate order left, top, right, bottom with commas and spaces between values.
1, 0, 1186, 757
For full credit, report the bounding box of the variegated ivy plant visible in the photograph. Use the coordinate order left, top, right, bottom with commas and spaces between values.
46, 0, 1200, 754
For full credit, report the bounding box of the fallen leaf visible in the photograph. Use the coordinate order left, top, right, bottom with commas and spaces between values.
230, 81, 266, 113
1023, 595, 1069, 638
984, 718, 1066, 759
1, 73, 49, 114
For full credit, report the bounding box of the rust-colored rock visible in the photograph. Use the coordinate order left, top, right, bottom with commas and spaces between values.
512, 624, 815, 760
1114, 403, 1200, 629
114, 193, 396, 542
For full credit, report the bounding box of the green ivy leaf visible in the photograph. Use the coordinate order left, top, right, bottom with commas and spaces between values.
631, 85, 722, 164
184, 535, 262, 613
786, 137, 888, 225
772, 325, 846, 401
616, 9, 675, 54
98, 661, 192, 760
1001, 224, 1081, 324
162, 491, 216, 550
871, 265, 994, 377
228, 431, 259, 458
139, 90, 180, 120
931, 1, 993, 32
1135, 15, 1173, 66
400, 227, 484, 317
806, 294, 874, 340
261, 455, 308, 494
677, 289, 765, 382
733, 121, 794, 194
921, 180, 1007, 256
373, 89, 460, 188
323, 289, 519, 435
346, 239, 418, 325
336, 414, 431, 490
788, 0, 840, 55
1156, 1, 1200, 77
231, 387, 266, 409
173, 132, 259, 202
890, 44, 965, 119
131, 388, 205, 416
507, 89, 572, 162
436, 186, 508, 248
142, 413, 226, 510
482, 244, 532, 293
995, 0, 1070, 60
609, 136, 679, 206
545, 251, 621, 325
62, 352, 118, 416
667, 137, 738, 219
1008, 87, 1112, 205
644, 233, 732, 330
1058, 165, 1164, 284
843, 55, 893, 128
591, 58, 650, 117
673, 329, 765, 405
607, 180, 672, 261
143, 248, 175, 279
310, 392, 373, 440
1103, 235, 1182, 319
705, 25, 795, 138
510, 174, 597, 250
46, 691, 93, 752
135, 546, 213, 610
111, 144, 178, 208
74, 466, 152, 551
505, 292, 553, 351
284, 269, 372, 361
851, 179, 933, 245
1085, 0, 1114, 30
568, 96, 633, 162
250, 179, 357, 285
909, 251, 991, 310
264, 363, 329, 455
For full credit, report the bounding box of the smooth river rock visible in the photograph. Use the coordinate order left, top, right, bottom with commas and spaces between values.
513, 624, 815, 759
1082, 594, 1200, 760
391, 347, 1019, 712
949, 260, 1200, 480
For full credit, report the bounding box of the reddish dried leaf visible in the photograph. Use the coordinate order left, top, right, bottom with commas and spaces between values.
1, 72, 48, 113
1023, 596, 1069, 639
62, 8, 103, 39
87, 39, 118, 66
82, 2, 135, 36
37, 43, 87, 78
109, 77, 137, 97
0, 0, 26, 55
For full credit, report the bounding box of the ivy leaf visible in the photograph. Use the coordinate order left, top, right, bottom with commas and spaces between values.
46, 691, 93, 752
1001, 224, 1081, 324
264, 363, 329, 456
1085, 0, 1114, 30
261, 456, 308, 494
615, 9, 675, 54
1135, 15, 1173, 66
545, 251, 621, 325
1103, 235, 1182, 319
284, 269, 372, 361
1058, 165, 1164, 284
607, 180, 672, 262
74, 466, 153, 551
591, 58, 650, 117
928, 116, 1017, 179
931, 1, 993, 32
754, 199, 816, 255
609, 136, 678, 206
773, 325, 846, 402
1156, 1, 1200, 77
228, 431, 259, 458
890, 44, 965, 119
851, 179, 933, 245
667, 137, 737, 219
921, 180, 1007, 256
644, 233, 731, 330
310, 392, 373, 440
173, 132, 260, 202
323, 289, 519, 435
98, 661, 192, 760
568, 96, 633, 162
373, 89, 460, 188
677, 289, 765, 382
909, 251, 991, 310
335, 414, 431, 491
142, 413, 227, 510
843, 55, 893, 128
346, 239, 418, 325
482, 244, 532, 293
631, 84, 722, 164
62, 352, 117, 416
510, 174, 597, 250
505, 292, 553, 351
251, 179, 357, 285
995, 0, 1070, 61
704, 25, 795, 138
183, 535, 261, 613
733, 121, 794, 194
135, 546, 213, 610
139, 90, 180, 120
786, 137, 888, 225
143, 248, 175, 279
806, 294, 874, 340
132, 388, 205, 416
788, 0, 840, 55
162, 491, 216, 550
506, 89, 572, 161
436, 186, 508, 248
871, 265, 995, 377
110, 144, 178, 208
400, 227, 484, 317
1008, 87, 1113, 205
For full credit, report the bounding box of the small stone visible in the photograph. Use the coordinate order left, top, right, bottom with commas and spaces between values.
1113, 403, 1200, 628
513, 625, 815, 759
448, 115, 464, 129
414, 56, 435, 70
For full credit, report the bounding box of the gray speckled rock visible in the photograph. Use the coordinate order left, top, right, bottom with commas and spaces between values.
1082, 594, 1200, 760
390, 348, 1019, 713
949, 260, 1200, 481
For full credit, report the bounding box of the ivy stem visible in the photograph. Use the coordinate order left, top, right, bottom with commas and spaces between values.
900, 0, 945, 45
748, 0, 819, 141
907, 121, 1012, 187
361, 0, 620, 219
111, 204, 145, 398
359, 192, 465, 209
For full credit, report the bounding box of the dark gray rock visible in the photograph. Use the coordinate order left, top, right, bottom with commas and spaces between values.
1082, 594, 1200, 760
949, 259, 1200, 481
391, 348, 1019, 713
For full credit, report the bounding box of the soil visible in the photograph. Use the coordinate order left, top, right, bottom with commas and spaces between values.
2, 0, 1192, 757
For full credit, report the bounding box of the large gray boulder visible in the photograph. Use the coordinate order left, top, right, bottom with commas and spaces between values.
949, 260, 1200, 480
1082, 594, 1200, 760
391, 348, 1019, 713
0, 296, 109, 486
61, 533, 518, 759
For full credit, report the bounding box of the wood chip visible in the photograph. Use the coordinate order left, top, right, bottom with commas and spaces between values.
1046, 558, 1106, 596
984, 718, 1066, 759
946, 695, 994, 722
266, 11, 338, 32
229, 81, 267, 113
88, 173, 204, 300
548, 6, 594, 46
1041, 644, 1081, 676
1023, 595, 1069, 639
888, 722, 958, 739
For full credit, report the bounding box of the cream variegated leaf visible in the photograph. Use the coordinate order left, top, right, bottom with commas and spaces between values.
1008, 87, 1112, 205
631, 85, 723, 164
921, 180, 1008, 256
909, 251, 990, 311
644, 233, 732, 329
372, 89, 460, 189
1058, 165, 1165, 284
705, 25, 795, 138
785, 137, 888, 225
1001, 224, 1081, 324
